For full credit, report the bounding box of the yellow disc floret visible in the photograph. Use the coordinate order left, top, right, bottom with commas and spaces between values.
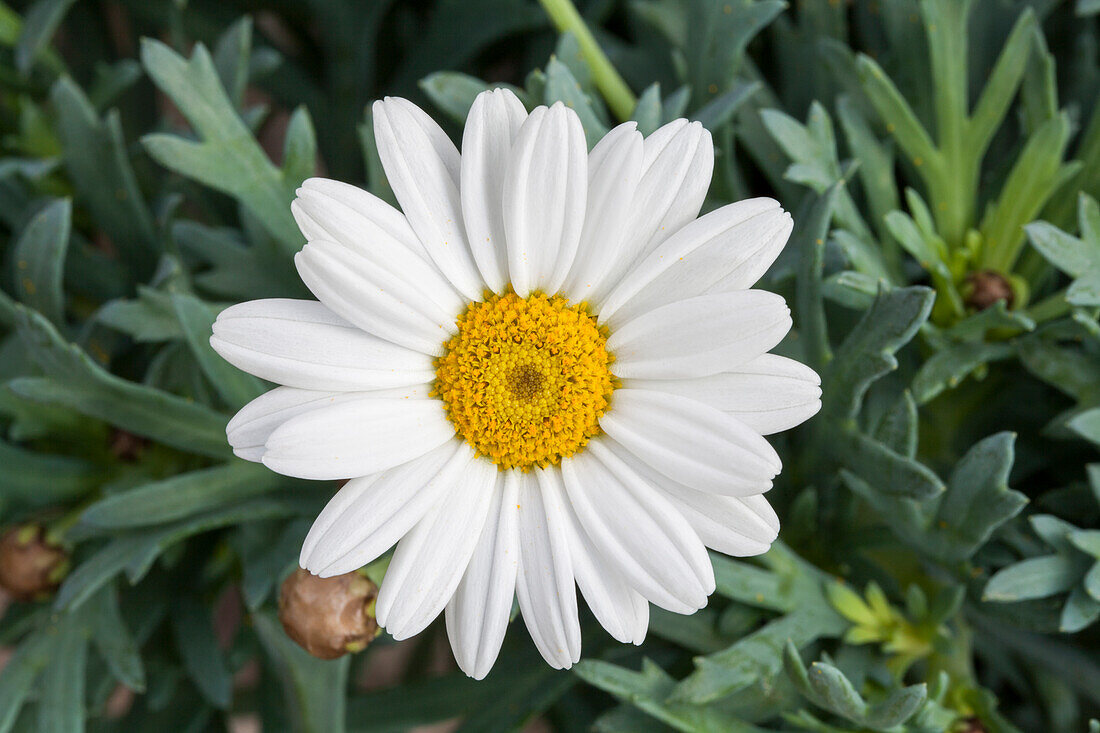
434, 292, 615, 470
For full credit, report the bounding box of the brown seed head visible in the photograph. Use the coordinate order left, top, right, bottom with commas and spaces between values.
110, 429, 148, 462
277, 568, 380, 659
965, 270, 1014, 311
0, 525, 68, 601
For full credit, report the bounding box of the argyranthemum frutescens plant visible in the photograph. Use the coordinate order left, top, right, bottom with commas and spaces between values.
210, 88, 819, 677
0, 0, 1099, 730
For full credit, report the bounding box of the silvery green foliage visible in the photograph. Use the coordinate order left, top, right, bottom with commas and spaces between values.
0, 0, 1097, 731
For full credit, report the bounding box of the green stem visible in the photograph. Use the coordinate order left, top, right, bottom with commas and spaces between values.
537, 0, 636, 121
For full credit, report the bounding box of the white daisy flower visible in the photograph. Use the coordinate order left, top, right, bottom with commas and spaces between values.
210, 89, 820, 678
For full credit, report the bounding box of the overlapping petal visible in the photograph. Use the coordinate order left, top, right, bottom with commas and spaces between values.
503, 103, 588, 297
299, 440, 471, 576
593, 120, 714, 293
624, 354, 821, 435
460, 88, 529, 293
599, 199, 792, 325
211, 299, 436, 391
562, 122, 644, 302
561, 439, 713, 613
445, 473, 521, 680
377, 457, 498, 640
373, 97, 484, 299
515, 469, 581, 669
295, 239, 458, 355
226, 385, 430, 462
599, 389, 781, 495
605, 440, 779, 557
607, 291, 792, 380
292, 177, 431, 263
262, 394, 455, 480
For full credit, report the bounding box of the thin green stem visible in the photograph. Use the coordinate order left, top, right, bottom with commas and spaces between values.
537, 0, 636, 121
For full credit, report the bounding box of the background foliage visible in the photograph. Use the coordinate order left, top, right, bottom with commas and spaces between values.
0, 0, 1098, 730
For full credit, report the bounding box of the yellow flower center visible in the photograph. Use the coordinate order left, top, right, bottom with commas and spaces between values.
434, 292, 616, 470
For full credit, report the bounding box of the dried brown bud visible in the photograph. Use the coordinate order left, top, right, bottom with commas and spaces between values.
952, 716, 988, 733
278, 568, 379, 659
965, 270, 1014, 311
109, 429, 148, 462
0, 525, 68, 601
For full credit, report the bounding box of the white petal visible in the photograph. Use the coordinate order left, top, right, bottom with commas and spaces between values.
599, 200, 792, 324
295, 240, 456, 355
515, 468, 581, 669
624, 354, 822, 435
561, 122, 644, 302
262, 395, 455, 480
446, 472, 521, 679
607, 290, 792, 380
666, 490, 778, 557
226, 385, 429, 462
292, 188, 464, 316
293, 177, 430, 263
594, 120, 714, 293
561, 439, 712, 613
503, 103, 588, 297
210, 299, 436, 391
373, 97, 484, 299
461, 89, 529, 294
606, 442, 778, 556
377, 456, 498, 640
600, 389, 781, 495
300, 440, 470, 576
560, 499, 649, 644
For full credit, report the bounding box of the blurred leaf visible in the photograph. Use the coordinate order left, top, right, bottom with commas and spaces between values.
97, 287, 188, 343
848, 432, 1026, 562
822, 286, 935, 421
0, 438, 99, 507
52, 76, 158, 281
37, 612, 89, 733
545, 57, 609, 144
253, 611, 348, 733
89, 586, 146, 692
1027, 195, 1100, 307
673, 545, 847, 703
794, 183, 840, 371
12, 197, 70, 326
420, 72, 498, 123
784, 641, 926, 730
140, 39, 303, 255
172, 293, 265, 408
632, 83, 662, 135
172, 596, 232, 709
14, 0, 74, 72
911, 341, 1014, 404
80, 461, 282, 530
0, 632, 51, 733
58, 496, 307, 610
575, 658, 767, 733
12, 305, 230, 458
984, 555, 1083, 601
835, 429, 944, 500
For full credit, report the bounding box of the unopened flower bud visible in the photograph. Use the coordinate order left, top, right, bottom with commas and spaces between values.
278, 568, 380, 659
109, 429, 148, 462
965, 270, 1014, 311
0, 525, 68, 601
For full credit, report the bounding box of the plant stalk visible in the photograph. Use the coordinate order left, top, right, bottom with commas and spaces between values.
537, 0, 636, 121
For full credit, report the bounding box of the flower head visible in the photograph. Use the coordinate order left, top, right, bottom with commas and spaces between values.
211, 89, 821, 678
